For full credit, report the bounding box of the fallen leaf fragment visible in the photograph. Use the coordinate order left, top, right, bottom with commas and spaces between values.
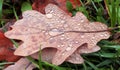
4, 58, 35, 70
0, 30, 20, 62
5, 4, 110, 65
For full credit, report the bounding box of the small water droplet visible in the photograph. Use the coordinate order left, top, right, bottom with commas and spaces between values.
66, 38, 70, 40
66, 47, 72, 51
60, 37, 64, 40
62, 53, 65, 55
64, 24, 68, 28
81, 20, 84, 22
77, 24, 80, 25
69, 44, 72, 47
100, 34, 104, 37
75, 41, 79, 44
92, 37, 95, 39
61, 35, 65, 37
42, 30, 45, 33
104, 33, 108, 37
61, 20, 65, 23
61, 45, 64, 47
50, 10, 53, 13
57, 45, 60, 47
49, 38, 55, 43
45, 32, 48, 35
46, 14, 53, 18
81, 36, 84, 38
76, 57, 80, 60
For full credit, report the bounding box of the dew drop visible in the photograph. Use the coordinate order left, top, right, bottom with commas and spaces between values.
92, 37, 95, 39
81, 19, 84, 22
104, 33, 108, 37
69, 44, 73, 47
50, 10, 53, 13
49, 38, 55, 43
75, 41, 79, 44
57, 45, 61, 47
66, 38, 70, 40
66, 47, 72, 51
42, 30, 45, 33
46, 14, 53, 18
76, 57, 80, 60
62, 53, 65, 55
45, 32, 48, 35
49, 29, 63, 36
60, 37, 64, 40
64, 24, 68, 28
81, 36, 84, 38
100, 34, 104, 37
61, 45, 64, 47
61, 35, 65, 37
61, 20, 65, 23
77, 24, 81, 26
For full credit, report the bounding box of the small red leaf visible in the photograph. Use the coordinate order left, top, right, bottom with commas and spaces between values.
32, 0, 81, 14
0, 30, 21, 62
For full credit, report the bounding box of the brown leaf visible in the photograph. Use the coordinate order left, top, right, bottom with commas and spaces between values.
5, 4, 110, 65
4, 58, 35, 70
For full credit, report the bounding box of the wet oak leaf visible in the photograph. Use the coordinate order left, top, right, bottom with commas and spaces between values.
5, 4, 110, 65
0, 30, 20, 62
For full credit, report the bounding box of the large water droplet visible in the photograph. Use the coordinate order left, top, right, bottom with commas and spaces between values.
46, 14, 53, 19
49, 29, 63, 36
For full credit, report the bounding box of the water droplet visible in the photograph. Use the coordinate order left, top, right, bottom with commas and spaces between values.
104, 33, 108, 37
75, 41, 79, 44
49, 29, 63, 36
64, 24, 68, 28
66, 38, 70, 40
61, 45, 64, 47
49, 38, 55, 43
57, 45, 60, 47
81, 36, 84, 38
76, 57, 80, 60
66, 47, 72, 51
42, 30, 45, 33
45, 32, 48, 35
100, 34, 104, 37
61, 35, 65, 37
62, 53, 65, 55
61, 20, 65, 23
46, 14, 53, 18
60, 37, 64, 40
50, 10, 53, 13
77, 24, 81, 25
81, 19, 84, 22
69, 44, 72, 47
92, 37, 95, 39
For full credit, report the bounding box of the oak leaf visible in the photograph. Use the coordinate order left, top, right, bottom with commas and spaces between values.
5, 4, 110, 65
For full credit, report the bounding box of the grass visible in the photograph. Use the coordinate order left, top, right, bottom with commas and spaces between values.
0, 0, 120, 70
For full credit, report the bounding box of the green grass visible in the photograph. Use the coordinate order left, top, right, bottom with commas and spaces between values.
0, 0, 120, 70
